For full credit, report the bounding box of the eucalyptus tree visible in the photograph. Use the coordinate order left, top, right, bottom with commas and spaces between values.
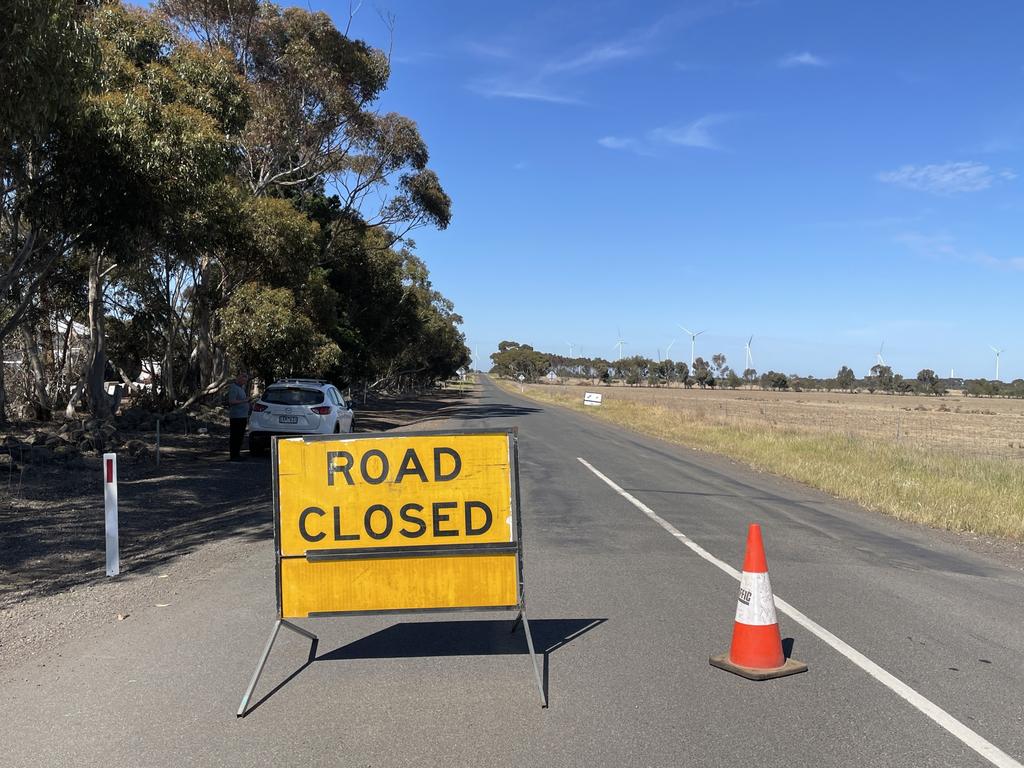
156, 0, 453, 395
157, 0, 450, 230
835, 365, 856, 392
0, 0, 99, 419
65, 3, 248, 416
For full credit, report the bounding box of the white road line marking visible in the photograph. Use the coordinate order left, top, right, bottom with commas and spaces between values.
577, 457, 1022, 768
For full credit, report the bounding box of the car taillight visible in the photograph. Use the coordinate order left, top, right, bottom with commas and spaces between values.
310, 406, 332, 414
252, 403, 268, 412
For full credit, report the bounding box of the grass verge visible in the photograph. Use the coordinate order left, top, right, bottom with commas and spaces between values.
498, 381, 1024, 541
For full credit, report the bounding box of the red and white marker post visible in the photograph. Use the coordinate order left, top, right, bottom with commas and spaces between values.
103, 453, 119, 577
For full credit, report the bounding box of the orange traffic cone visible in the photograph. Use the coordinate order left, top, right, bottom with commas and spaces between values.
710, 523, 808, 680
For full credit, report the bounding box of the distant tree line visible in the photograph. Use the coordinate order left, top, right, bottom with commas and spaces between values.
0, 0, 468, 423
488, 342, 1024, 398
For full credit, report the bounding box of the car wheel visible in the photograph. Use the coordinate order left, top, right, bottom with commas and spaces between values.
249, 435, 267, 457
333, 422, 340, 434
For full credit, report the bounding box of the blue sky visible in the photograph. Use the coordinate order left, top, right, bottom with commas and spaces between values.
339, 1, 1022, 379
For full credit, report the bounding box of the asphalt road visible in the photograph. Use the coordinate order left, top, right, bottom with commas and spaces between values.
3, 377, 1023, 767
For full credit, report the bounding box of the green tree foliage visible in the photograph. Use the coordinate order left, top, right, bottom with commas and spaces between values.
966, 379, 1000, 397
219, 283, 340, 384
674, 361, 689, 385
836, 365, 856, 391
157, 0, 451, 232
711, 353, 727, 378
692, 357, 712, 388
870, 364, 895, 394
0, 0, 467, 421
759, 371, 788, 390
915, 368, 945, 395
489, 341, 549, 381
0, 0, 101, 417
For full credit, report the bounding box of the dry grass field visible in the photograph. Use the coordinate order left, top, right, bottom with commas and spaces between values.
499, 379, 1024, 540
548, 382, 1024, 460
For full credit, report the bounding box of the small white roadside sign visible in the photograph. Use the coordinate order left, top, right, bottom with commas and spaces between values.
583, 392, 603, 407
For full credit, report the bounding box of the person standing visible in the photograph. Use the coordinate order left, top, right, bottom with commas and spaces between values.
227, 371, 250, 460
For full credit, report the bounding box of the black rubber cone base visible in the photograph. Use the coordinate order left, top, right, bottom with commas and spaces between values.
709, 654, 808, 680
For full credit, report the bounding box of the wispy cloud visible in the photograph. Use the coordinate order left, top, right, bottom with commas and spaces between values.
467, 81, 582, 105
878, 161, 1014, 195
597, 136, 653, 155
544, 42, 644, 75
778, 51, 827, 68
896, 232, 1024, 271
468, 38, 646, 104
650, 114, 731, 149
599, 114, 734, 155
465, 34, 647, 106
466, 3, 744, 105
597, 136, 637, 150
391, 51, 445, 65
464, 41, 514, 59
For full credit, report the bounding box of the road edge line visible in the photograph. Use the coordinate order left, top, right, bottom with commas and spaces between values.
576, 456, 1022, 768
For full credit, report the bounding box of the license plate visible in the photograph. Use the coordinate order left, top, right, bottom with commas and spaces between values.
278, 416, 298, 424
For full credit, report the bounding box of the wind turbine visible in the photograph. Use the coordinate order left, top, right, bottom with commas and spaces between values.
744, 335, 754, 371
678, 325, 705, 370
876, 342, 887, 367
665, 338, 677, 359
990, 345, 1003, 381
566, 341, 574, 357
613, 329, 627, 360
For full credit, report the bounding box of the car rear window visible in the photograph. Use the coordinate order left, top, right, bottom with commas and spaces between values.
261, 387, 324, 405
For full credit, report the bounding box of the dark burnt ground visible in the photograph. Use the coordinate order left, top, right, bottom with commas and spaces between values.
0, 382, 538, 609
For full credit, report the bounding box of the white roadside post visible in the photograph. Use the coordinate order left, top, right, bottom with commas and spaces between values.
103, 453, 119, 577
518, 373, 525, 392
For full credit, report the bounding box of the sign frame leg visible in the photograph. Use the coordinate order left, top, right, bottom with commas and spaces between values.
237, 619, 319, 718
513, 608, 547, 707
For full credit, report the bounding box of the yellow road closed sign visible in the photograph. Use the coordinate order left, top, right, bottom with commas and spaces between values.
237, 427, 547, 716
274, 430, 523, 618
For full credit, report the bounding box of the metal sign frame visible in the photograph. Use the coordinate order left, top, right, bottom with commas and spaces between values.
237, 427, 545, 716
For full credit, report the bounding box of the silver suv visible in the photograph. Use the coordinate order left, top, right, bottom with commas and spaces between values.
247, 379, 354, 456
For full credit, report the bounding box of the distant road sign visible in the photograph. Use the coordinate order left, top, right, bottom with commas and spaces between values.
584, 392, 603, 406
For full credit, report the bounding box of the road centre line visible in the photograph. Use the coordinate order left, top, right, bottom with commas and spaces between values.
576, 457, 1022, 768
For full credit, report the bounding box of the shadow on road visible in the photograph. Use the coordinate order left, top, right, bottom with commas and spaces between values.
245, 618, 605, 715
317, 617, 604, 660
357, 397, 542, 432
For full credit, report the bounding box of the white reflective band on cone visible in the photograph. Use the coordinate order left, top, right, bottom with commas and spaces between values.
734, 571, 778, 626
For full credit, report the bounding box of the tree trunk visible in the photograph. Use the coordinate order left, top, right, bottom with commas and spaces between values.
190, 277, 228, 394
0, 356, 8, 425
21, 323, 52, 420
161, 261, 178, 402
189, 259, 215, 390
84, 255, 111, 419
